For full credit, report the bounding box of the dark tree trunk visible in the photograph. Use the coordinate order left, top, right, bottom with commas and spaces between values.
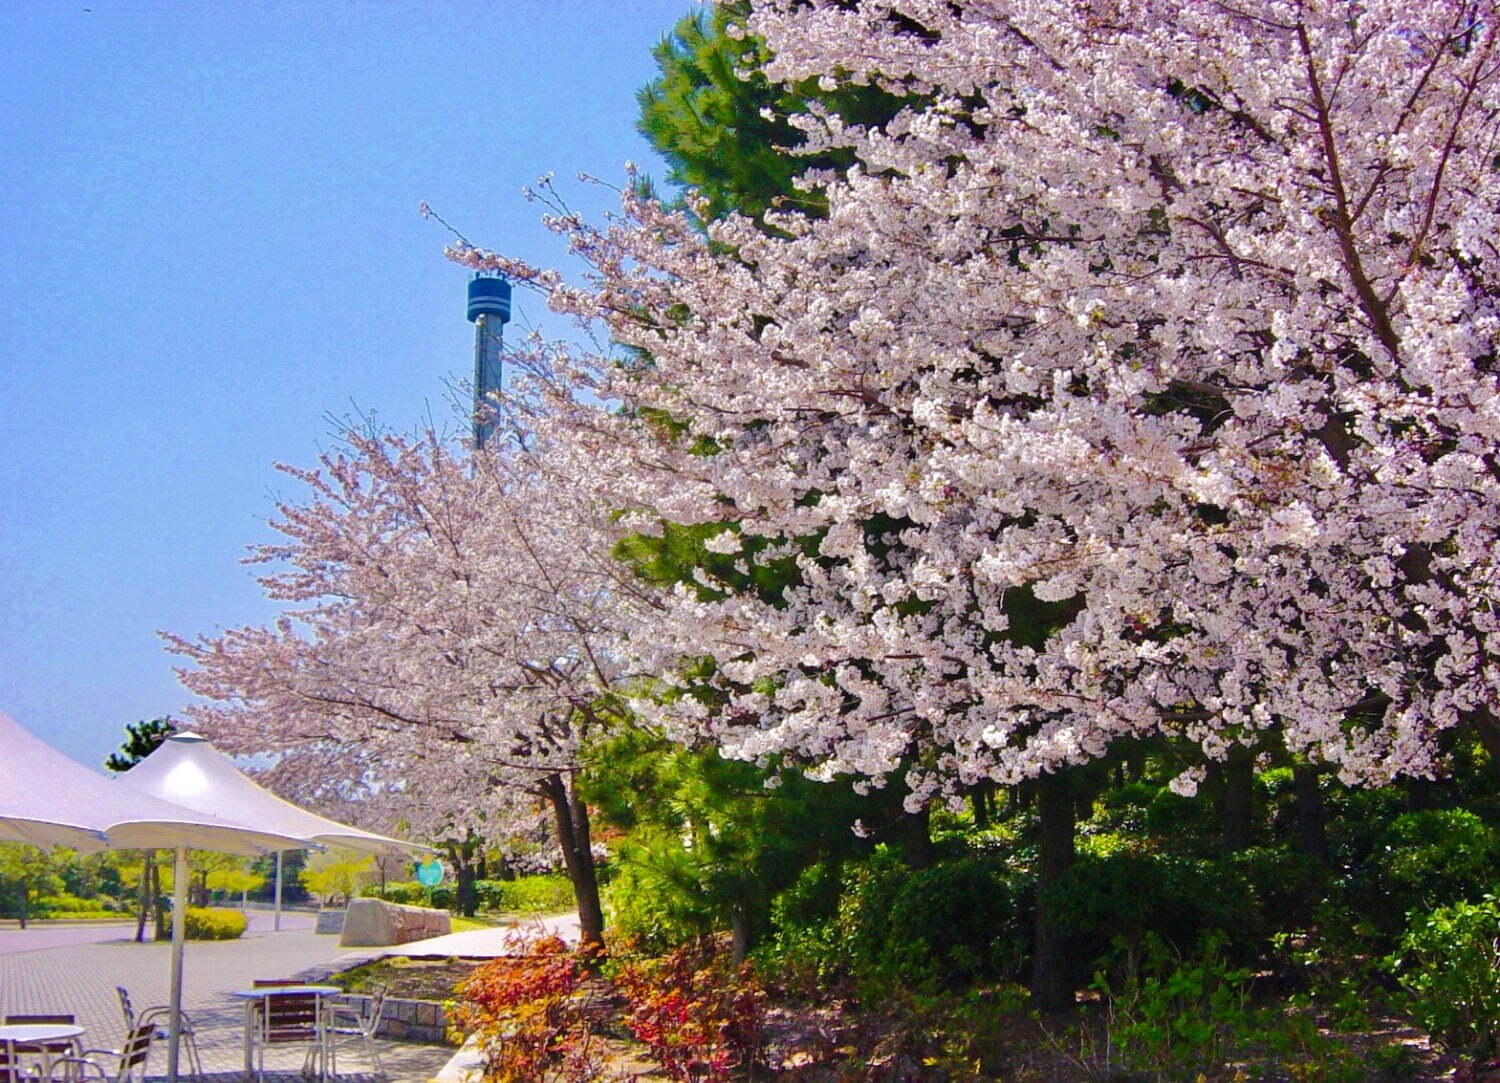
17, 889, 27, 930
1220, 747, 1255, 854
730, 904, 752, 966
541, 773, 605, 953
135, 853, 154, 943
1292, 763, 1330, 864
894, 804, 935, 869
971, 783, 991, 829
1032, 770, 1076, 1014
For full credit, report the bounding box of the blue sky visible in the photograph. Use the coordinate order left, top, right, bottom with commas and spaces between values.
1, 0, 692, 767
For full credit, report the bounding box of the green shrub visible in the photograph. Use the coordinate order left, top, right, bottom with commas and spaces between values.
32, 893, 119, 918
1045, 852, 1254, 978
835, 848, 1022, 998
1349, 809, 1500, 936
364, 881, 428, 906
1227, 846, 1329, 935
475, 875, 575, 914
1392, 896, 1500, 1062
183, 907, 246, 940
362, 880, 454, 910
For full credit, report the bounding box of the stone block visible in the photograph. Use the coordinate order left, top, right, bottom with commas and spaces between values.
339, 898, 451, 947
314, 909, 345, 935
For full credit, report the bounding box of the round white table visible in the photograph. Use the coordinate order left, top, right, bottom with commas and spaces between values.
230, 987, 342, 1082
0, 1023, 85, 1079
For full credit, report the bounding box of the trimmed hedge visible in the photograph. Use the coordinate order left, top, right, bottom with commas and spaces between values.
184, 907, 246, 940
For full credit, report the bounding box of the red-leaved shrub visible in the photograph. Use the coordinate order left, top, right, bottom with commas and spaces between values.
613, 943, 767, 1082
451, 933, 604, 1083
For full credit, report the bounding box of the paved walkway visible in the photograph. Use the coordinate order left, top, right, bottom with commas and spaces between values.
382, 912, 580, 958
0, 911, 453, 1083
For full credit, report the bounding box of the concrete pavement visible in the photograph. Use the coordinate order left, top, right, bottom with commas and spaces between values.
0, 911, 452, 1082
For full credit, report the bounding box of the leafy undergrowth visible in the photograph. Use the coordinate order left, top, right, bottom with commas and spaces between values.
445, 932, 1477, 1083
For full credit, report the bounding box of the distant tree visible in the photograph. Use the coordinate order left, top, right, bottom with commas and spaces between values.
105, 717, 177, 939
300, 849, 374, 908
104, 717, 176, 774
0, 844, 65, 929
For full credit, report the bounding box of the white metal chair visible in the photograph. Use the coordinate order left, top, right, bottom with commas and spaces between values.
325, 983, 388, 1079
113, 987, 202, 1079
56, 1022, 154, 1083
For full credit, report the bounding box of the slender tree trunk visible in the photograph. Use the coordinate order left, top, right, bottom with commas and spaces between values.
1292, 763, 1330, 864
541, 773, 605, 953
135, 853, 154, 943
17, 888, 27, 930
730, 904, 752, 966
1032, 770, 1076, 1013
1220, 747, 1255, 854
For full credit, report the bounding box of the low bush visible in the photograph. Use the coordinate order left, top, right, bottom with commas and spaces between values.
475, 875, 575, 914
1366, 810, 1500, 932
184, 907, 246, 940
32, 893, 120, 918
362, 880, 454, 911
1392, 895, 1500, 1064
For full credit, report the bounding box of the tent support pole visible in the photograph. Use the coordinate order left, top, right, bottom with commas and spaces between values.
168, 845, 188, 1083
274, 851, 283, 932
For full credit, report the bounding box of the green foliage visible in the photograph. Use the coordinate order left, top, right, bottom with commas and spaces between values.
1087, 934, 1256, 1082
839, 849, 1022, 995
589, 730, 871, 952
301, 849, 374, 905
637, 3, 906, 225
32, 892, 122, 917
756, 848, 1024, 1002
1045, 852, 1255, 977
1334, 808, 1500, 938
183, 906, 246, 940
1392, 895, 1500, 1062
475, 875, 575, 915
363, 880, 455, 911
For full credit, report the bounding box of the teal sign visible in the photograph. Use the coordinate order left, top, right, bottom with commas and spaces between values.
415, 858, 444, 887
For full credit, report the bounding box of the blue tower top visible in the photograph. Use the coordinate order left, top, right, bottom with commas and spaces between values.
467, 274, 512, 324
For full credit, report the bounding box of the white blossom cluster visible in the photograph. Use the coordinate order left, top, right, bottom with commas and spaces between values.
176, 0, 1500, 823
166, 432, 638, 834
472, 0, 1500, 805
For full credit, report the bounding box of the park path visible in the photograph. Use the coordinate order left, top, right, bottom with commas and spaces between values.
0, 910, 451, 1082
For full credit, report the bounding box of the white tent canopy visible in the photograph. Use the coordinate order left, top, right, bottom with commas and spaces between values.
113, 731, 430, 856
0, 710, 315, 1083
0, 710, 308, 855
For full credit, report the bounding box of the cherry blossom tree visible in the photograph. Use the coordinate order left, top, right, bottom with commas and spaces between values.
167, 431, 645, 949
458, 0, 1500, 1006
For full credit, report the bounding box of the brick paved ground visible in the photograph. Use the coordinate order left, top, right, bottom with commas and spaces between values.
0, 912, 455, 1083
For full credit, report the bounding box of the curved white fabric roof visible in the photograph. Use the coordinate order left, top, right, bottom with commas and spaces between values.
115, 732, 430, 856
0, 710, 310, 855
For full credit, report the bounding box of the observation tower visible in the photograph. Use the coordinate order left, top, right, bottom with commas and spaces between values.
466, 272, 512, 449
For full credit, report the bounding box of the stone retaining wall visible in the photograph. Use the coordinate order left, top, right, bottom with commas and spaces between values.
339, 992, 451, 1045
